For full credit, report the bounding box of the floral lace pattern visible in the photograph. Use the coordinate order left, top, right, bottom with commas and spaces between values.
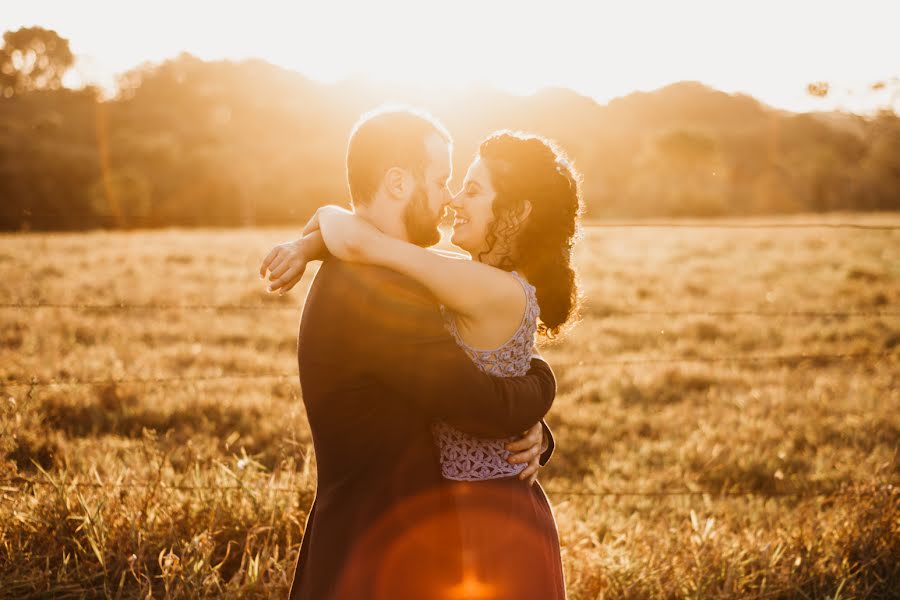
432, 271, 541, 481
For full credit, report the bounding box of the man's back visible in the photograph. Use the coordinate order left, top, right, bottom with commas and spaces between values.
290, 258, 557, 599
291, 259, 458, 599
298, 259, 445, 488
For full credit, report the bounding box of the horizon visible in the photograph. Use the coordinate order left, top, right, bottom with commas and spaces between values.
3, 0, 899, 115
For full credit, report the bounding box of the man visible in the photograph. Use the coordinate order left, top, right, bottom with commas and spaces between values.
260, 107, 556, 599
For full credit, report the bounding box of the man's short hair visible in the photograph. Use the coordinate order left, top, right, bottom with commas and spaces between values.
346, 106, 452, 206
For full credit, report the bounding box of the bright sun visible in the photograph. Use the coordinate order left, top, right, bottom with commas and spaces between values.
4, 0, 900, 113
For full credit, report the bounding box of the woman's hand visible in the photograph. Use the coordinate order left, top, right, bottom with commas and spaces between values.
505, 421, 546, 485
259, 231, 325, 294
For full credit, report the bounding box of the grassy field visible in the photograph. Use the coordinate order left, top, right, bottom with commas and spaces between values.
1, 215, 898, 599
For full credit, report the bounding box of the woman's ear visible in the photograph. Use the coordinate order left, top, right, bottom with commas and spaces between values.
519, 199, 533, 222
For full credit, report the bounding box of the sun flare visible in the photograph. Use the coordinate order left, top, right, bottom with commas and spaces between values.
3, 0, 898, 112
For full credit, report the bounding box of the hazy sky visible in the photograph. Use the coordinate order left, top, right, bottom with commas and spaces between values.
3, 0, 899, 113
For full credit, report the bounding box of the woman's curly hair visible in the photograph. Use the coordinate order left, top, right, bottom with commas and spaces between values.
477, 131, 584, 338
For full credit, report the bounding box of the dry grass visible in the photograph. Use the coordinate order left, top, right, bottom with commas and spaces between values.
1, 215, 898, 599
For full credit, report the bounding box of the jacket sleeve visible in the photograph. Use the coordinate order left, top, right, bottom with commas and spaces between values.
359, 264, 557, 438
539, 420, 555, 466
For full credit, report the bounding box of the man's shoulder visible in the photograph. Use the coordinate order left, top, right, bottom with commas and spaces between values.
320, 259, 437, 308
316, 259, 444, 336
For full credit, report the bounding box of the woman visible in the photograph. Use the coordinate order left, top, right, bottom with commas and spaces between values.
289, 131, 581, 598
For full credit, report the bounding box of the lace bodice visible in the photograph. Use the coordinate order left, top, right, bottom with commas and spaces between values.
432, 271, 541, 481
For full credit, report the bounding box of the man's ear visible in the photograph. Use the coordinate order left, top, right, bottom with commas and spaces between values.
384, 167, 412, 201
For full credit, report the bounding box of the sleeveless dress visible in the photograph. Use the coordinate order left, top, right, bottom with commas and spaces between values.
431, 271, 567, 600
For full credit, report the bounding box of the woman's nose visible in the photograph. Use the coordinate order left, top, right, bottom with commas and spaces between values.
449, 190, 464, 209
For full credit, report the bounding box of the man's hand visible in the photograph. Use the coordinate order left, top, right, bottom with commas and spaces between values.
505, 421, 546, 485
259, 239, 310, 294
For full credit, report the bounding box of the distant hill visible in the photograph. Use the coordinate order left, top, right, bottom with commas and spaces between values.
1, 56, 898, 230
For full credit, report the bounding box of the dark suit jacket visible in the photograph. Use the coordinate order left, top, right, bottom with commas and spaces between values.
289, 259, 557, 600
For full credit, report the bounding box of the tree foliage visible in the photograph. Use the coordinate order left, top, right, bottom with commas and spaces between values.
0, 27, 74, 97
1, 41, 898, 230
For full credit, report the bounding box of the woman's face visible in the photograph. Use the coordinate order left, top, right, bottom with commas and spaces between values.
449, 158, 497, 256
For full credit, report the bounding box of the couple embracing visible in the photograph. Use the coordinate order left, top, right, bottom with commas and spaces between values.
260, 106, 583, 599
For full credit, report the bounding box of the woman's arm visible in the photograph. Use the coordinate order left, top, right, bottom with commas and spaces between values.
314, 205, 523, 319
260, 230, 328, 294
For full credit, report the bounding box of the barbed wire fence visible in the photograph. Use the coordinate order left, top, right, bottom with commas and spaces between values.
1, 219, 898, 500
584, 222, 900, 230
2, 302, 900, 319
0, 475, 894, 499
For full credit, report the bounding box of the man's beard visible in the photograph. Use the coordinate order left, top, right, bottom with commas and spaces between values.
403, 184, 442, 247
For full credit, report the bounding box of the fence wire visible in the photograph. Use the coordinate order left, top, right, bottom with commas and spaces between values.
0, 476, 894, 499
2, 302, 899, 319
2, 243, 897, 503
584, 222, 900, 230
1, 350, 894, 389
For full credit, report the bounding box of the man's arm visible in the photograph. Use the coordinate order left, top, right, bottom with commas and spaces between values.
357, 263, 556, 438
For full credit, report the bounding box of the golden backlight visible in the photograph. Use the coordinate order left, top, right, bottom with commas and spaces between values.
2, 0, 899, 113
0, 2, 898, 599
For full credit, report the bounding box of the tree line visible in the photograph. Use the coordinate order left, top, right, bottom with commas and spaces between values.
1, 27, 898, 230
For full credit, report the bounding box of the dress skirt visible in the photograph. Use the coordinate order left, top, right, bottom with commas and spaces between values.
444, 477, 567, 600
